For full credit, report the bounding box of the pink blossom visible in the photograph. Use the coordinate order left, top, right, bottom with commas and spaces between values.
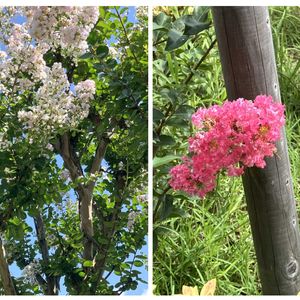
169, 95, 285, 198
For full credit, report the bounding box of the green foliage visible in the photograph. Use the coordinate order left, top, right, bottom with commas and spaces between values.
153, 6, 220, 249
0, 7, 147, 295
153, 7, 210, 51
153, 6, 300, 295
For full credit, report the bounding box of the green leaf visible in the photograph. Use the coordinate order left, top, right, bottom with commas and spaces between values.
80, 52, 93, 59
159, 88, 179, 103
121, 262, 130, 269
153, 59, 167, 73
135, 255, 147, 260
137, 278, 148, 284
133, 260, 143, 267
153, 108, 165, 122
96, 45, 109, 59
153, 12, 171, 30
159, 194, 189, 222
194, 6, 210, 22
78, 271, 86, 278
158, 135, 176, 146
153, 23, 168, 31
165, 29, 188, 51
182, 15, 210, 36
114, 270, 122, 276
83, 260, 94, 267
174, 105, 195, 119
153, 155, 181, 168
77, 61, 89, 76
168, 207, 189, 218
166, 117, 189, 127
9, 217, 22, 226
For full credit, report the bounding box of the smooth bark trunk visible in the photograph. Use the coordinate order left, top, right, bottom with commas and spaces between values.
0, 237, 16, 295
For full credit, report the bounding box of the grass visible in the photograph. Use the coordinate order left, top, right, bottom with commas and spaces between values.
153, 6, 300, 295
154, 177, 260, 295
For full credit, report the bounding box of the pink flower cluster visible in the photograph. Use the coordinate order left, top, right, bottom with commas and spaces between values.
169, 95, 285, 198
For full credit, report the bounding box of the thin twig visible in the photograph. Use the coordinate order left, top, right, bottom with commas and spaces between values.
184, 38, 217, 85
153, 38, 167, 46
114, 7, 140, 66
34, 211, 59, 295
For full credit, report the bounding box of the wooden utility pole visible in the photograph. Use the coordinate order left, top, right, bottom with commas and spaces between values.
212, 7, 300, 295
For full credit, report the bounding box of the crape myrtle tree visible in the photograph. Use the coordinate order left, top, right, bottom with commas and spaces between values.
0, 6, 148, 295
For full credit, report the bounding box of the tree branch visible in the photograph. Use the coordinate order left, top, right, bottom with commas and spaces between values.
0, 237, 16, 295
34, 212, 49, 263
54, 133, 94, 268
184, 38, 217, 85
34, 211, 59, 295
54, 132, 83, 181
34, 274, 47, 292
114, 7, 140, 66
90, 137, 109, 176
55, 123, 112, 291
91, 172, 127, 293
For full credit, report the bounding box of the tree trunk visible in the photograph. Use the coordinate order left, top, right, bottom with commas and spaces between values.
212, 6, 300, 294
54, 133, 109, 276
0, 237, 16, 295
80, 189, 94, 262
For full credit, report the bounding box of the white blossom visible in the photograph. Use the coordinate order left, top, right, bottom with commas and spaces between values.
136, 6, 148, 19
23, 6, 99, 60
127, 211, 140, 231
18, 63, 96, 139
22, 260, 42, 284
46, 143, 53, 151
61, 169, 70, 181
137, 194, 148, 203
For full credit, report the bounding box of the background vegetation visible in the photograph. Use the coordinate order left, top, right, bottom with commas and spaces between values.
153, 6, 300, 295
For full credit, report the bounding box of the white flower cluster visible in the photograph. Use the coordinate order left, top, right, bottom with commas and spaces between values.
22, 259, 42, 284
0, 6, 99, 95
0, 7, 20, 43
23, 6, 99, 59
127, 211, 141, 232
0, 51, 6, 60
0, 24, 47, 94
60, 168, 71, 181
136, 6, 148, 19
137, 194, 148, 204
0, 7, 100, 140
75, 79, 96, 109
18, 62, 96, 137
108, 46, 119, 59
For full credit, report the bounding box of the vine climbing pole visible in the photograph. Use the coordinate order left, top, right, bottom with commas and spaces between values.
212, 7, 300, 295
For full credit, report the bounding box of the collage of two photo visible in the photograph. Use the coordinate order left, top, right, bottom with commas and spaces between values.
0, 5, 300, 296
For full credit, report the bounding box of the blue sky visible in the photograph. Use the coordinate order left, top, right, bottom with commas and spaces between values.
4, 6, 148, 296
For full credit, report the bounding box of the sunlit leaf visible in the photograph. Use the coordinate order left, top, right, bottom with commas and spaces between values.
200, 278, 217, 296
153, 155, 181, 168
182, 285, 199, 296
